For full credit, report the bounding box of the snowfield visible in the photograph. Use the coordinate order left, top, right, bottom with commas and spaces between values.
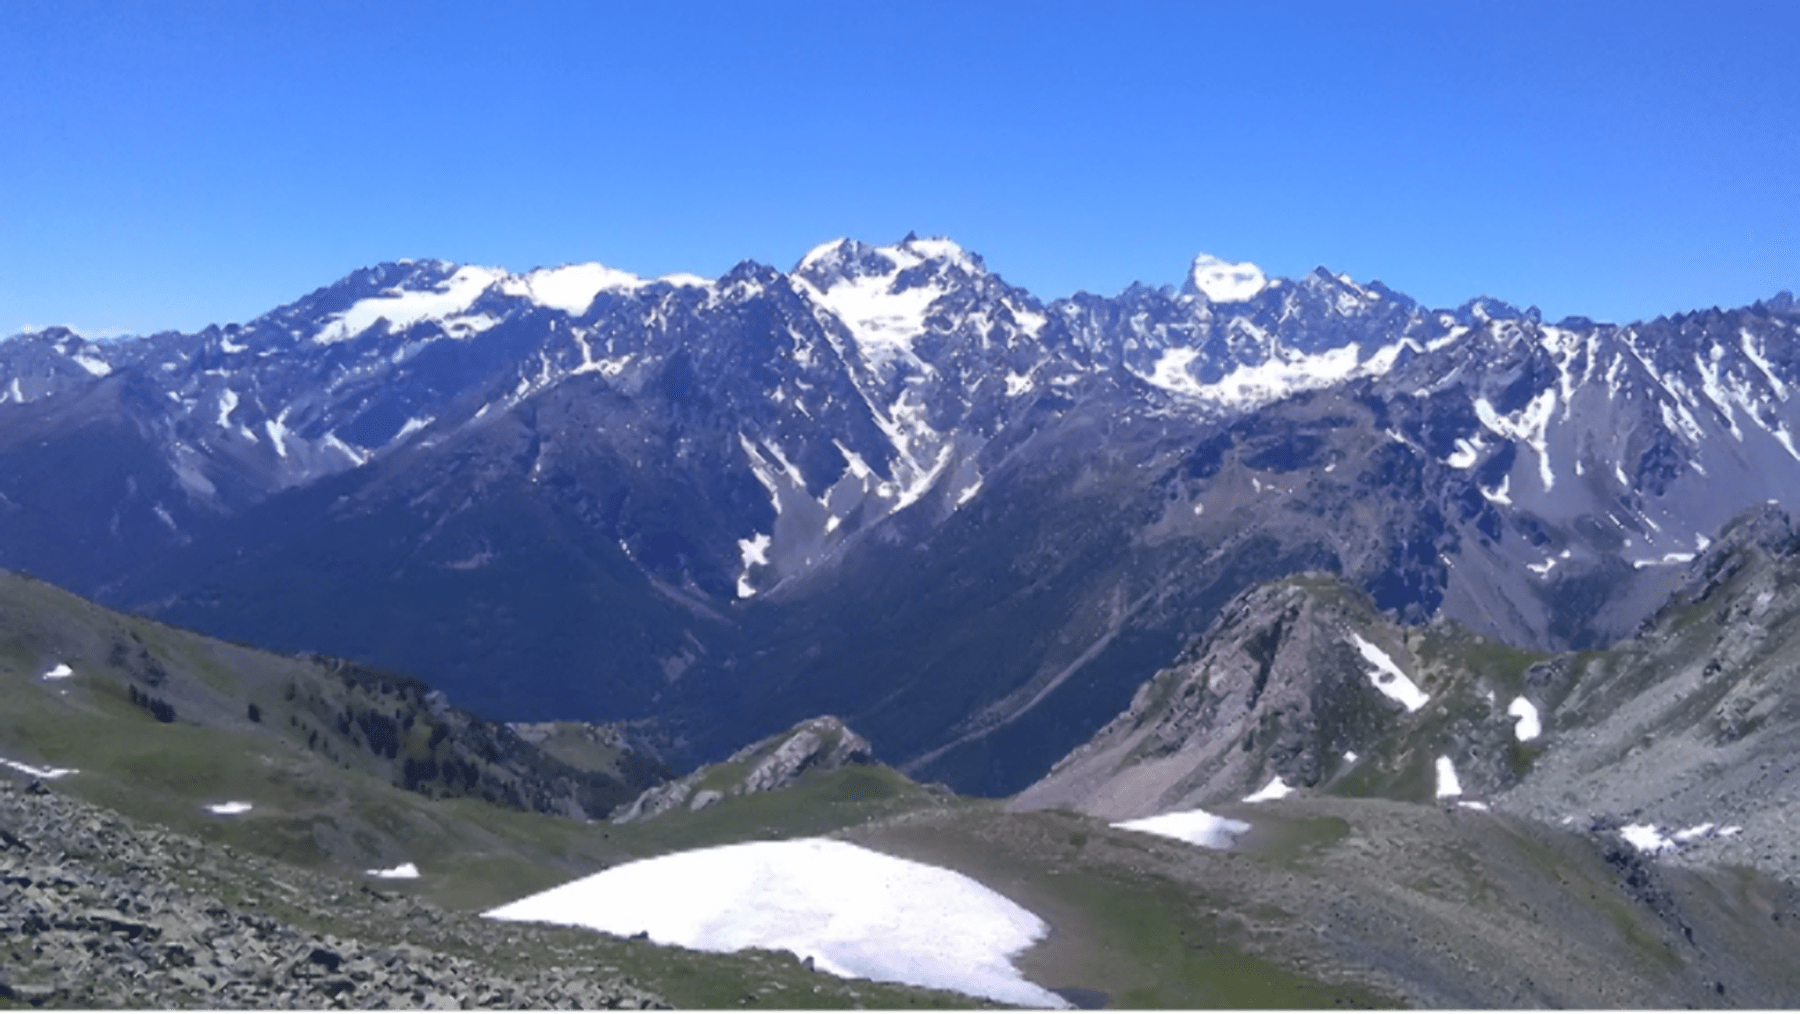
365, 862, 421, 879
483, 838, 1066, 1008
1112, 808, 1252, 849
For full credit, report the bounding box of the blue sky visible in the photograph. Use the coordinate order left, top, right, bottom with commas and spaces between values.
3, 1, 1795, 335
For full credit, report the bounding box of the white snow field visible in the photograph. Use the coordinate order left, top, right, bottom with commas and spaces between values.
1112, 808, 1252, 850
1433, 756, 1463, 798
1347, 633, 1430, 712
1507, 696, 1542, 741
203, 801, 253, 815
483, 838, 1066, 1008
1242, 776, 1294, 802
365, 862, 421, 879
0, 756, 78, 780
40, 663, 73, 680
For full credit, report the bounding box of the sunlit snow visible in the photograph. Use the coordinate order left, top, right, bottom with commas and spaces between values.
1347, 633, 1430, 712
497, 263, 643, 315
1443, 437, 1482, 469
1474, 391, 1557, 492
316, 265, 507, 344
1187, 254, 1268, 303
41, 663, 73, 680
1112, 808, 1251, 850
1620, 824, 1675, 854
1434, 756, 1463, 798
204, 801, 253, 815
1507, 697, 1541, 741
1242, 776, 1293, 802
0, 757, 78, 780
484, 838, 1065, 1007
365, 862, 421, 879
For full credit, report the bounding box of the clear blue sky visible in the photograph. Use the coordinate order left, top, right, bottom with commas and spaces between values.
3, 1, 1795, 335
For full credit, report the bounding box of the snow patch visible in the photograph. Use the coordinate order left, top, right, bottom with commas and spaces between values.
216, 389, 239, 429
1620, 824, 1675, 854
394, 416, 434, 442
71, 351, 111, 377
1434, 756, 1463, 798
41, 663, 73, 680
1242, 776, 1293, 802
1113, 809, 1252, 850
316, 265, 507, 344
204, 801, 253, 815
1474, 390, 1557, 492
1444, 437, 1482, 469
484, 838, 1064, 1008
1348, 632, 1430, 712
1, 757, 78, 780
366, 862, 421, 879
1507, 697, 1541, 741
264, 415, 290, 458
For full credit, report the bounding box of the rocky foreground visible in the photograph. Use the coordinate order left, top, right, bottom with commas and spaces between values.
0, 777, 667, 1009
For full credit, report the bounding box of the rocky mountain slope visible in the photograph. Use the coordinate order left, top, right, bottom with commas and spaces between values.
611, 716, 874, 823
10, 563, 1800, 1007
1015, 504, 1800, 885
2, 240, 1796, 794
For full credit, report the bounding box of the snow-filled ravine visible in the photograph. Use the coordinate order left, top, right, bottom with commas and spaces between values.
483, 838, 1066, 1008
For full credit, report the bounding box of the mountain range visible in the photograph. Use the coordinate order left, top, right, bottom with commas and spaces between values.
3, 237, 1796, 796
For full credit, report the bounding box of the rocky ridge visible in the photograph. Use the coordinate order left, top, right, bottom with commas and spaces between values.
0, 778, 666, 1009
611, 717, 873, 823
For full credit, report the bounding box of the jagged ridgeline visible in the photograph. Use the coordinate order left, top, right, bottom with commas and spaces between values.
2, 240, 1795, 794
1016, 504, 1800, 885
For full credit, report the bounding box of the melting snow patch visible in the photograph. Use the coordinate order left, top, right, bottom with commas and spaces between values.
1458, 801, 1489, 811
1348, 633, 1430, 711
737, 532, 771, 568
41, 663, 73, 680
1507, 697, 1541, 741
366, 862, 421, 879
1672, 823, 1715, 843
1434, 756, 1463, 798
1620, 824, 1676, 854
484, 838, 1065, 1008
1, 757, 78, 780
1113, 809, 1251, 850
1242, 776, 1294, 803
1444, 437, 1482, 469
204, 801, 253, 815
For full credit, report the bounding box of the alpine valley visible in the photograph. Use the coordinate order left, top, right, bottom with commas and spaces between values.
4, 237, 1800, 1008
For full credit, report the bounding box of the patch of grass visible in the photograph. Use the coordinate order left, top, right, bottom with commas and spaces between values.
846, 807, 1392, 1009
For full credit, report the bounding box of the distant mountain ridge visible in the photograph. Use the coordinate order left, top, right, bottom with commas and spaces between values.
1, 239, 1795, 793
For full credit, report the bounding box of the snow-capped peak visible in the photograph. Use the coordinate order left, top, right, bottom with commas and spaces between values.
497, 263, 647, 315
1184, 254, 1268, 303
792, 236, 978, 369
314, 264, 508, 344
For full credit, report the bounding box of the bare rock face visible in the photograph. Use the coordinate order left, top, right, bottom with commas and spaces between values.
612, 717, 873, 823
1011, 576, 1409, 820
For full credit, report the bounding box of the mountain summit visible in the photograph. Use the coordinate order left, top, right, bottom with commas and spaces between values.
2, 238, 1797, 792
